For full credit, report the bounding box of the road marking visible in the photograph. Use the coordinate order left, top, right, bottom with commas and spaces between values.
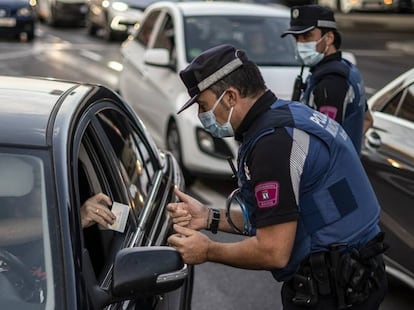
80, 49, 102, 62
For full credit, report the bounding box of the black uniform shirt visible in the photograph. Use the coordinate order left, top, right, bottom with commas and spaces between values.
235, 91, 301, 228
307, 51, 350, 125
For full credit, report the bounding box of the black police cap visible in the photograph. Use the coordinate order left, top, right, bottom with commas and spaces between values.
282, 5, 337, 37
178, 44, 248, 114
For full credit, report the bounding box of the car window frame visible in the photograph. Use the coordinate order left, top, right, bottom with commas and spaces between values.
71, 104, 144, 280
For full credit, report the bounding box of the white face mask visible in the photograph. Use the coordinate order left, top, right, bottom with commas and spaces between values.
198, 91, 234, 138
296, 35, 327, 67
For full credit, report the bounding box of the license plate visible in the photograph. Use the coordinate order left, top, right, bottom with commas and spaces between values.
0, 18, 16, 27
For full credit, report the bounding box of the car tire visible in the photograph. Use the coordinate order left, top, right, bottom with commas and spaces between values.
167, 121, 196, 187
86, 20, 98, 36
27, 30, 35, 41
103, 23, 115, 41
46, 6, 58, 27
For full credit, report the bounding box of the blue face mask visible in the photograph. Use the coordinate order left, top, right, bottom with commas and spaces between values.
198, 91, 234, 138
296, 34, 327, 67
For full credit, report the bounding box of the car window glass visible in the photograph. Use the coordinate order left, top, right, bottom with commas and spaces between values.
371, 79, 405, 111
153, 13, 176, 66
183, 15, 297, 65
0, 152, 51, 306
382, 90, 403, 116
396, 84, 414, 122
96, 110, 157, 216
78, 130, 134, 280
135, 10, 160, 47
153, 14, 174, 50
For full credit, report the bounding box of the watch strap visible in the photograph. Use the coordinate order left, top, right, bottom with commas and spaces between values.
209, 208, 220, 234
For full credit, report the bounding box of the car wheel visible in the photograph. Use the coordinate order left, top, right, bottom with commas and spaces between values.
46, 6, 57, 26
167, 121, 196, 187
26, 25, 35, 41
86, 20, 98, 36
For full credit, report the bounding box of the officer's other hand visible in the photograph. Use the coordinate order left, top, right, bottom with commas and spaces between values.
167, 224, 211, 265
167, 188, 209, 230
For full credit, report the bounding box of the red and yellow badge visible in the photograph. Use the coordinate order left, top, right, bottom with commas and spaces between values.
254, 181, 279, 208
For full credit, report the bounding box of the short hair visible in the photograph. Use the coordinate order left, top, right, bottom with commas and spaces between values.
209, 61, 266, 98
321, 28, 341, 49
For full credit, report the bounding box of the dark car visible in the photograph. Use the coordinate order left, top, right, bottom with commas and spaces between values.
361, 68, 414, 289
0, 76, 193, 309
35, 0, 87, 26
0, 0, 36, 41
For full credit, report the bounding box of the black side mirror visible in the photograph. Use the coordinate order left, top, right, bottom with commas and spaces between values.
112, 246, 188, 298
83, 246, 188, 309
366, 131, 382, 148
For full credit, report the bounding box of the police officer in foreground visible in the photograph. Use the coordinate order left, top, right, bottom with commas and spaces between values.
166, 44, 388, 309
282, 5, 373, 155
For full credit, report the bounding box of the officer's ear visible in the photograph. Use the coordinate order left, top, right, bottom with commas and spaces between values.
325, 30, 335, 46
225, 87, 239, 108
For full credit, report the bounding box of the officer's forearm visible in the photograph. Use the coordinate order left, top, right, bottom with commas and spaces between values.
206, 236, 286, 270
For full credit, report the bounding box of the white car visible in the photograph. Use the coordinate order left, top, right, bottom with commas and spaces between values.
119, 1, 302, 184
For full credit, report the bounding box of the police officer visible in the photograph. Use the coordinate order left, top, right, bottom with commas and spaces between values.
167, 44, 387, 309
282, 5, 372, 155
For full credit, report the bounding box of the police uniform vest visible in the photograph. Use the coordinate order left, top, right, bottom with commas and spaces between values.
237, 99, 380, 281
302, 58, 366, 154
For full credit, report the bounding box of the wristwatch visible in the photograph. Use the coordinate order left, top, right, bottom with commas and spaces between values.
209, 208, 220, 234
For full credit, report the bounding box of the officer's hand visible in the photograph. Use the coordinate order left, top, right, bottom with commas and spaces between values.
167, 224, 211, 265
167, 189, 209, 230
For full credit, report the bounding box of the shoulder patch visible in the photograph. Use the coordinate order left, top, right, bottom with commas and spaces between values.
319, 105, 338, 119
255, 181, 279, 208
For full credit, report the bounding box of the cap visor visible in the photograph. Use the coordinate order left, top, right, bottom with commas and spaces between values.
177, 95, 197, 114
281, 25, 315, 37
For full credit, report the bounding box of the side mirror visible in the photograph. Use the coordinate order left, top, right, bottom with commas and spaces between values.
144, 48, 173, 69
83, 247, 188, 309
112, 246, 188, 298
366, 130, 382, 148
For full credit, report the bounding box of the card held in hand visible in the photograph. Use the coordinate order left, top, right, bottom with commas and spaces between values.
108, 202, 129, 233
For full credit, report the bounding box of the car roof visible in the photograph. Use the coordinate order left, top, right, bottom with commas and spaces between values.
0, 76, 88, 147
149, 1, 290, 17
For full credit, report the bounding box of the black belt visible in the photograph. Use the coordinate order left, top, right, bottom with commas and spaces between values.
289, 232, 388, 308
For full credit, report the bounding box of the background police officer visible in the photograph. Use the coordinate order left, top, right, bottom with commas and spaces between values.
282, 5, 373, 154
167, 44, 387, 309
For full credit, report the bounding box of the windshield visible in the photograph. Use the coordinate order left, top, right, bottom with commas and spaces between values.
184, 15, 298, 66
0, 152, 53, 309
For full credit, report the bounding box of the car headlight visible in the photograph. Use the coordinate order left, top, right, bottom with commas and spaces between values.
196, 128, 234, 159
111, 1, 129, 11
17, 7, 33, 16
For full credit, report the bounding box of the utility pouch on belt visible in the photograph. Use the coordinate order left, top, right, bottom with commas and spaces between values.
292, 271, 318, 306
310, 252, 331, 296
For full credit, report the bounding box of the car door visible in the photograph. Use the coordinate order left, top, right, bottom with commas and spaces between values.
71, 100, 189, 309
362, 81, 414, 280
